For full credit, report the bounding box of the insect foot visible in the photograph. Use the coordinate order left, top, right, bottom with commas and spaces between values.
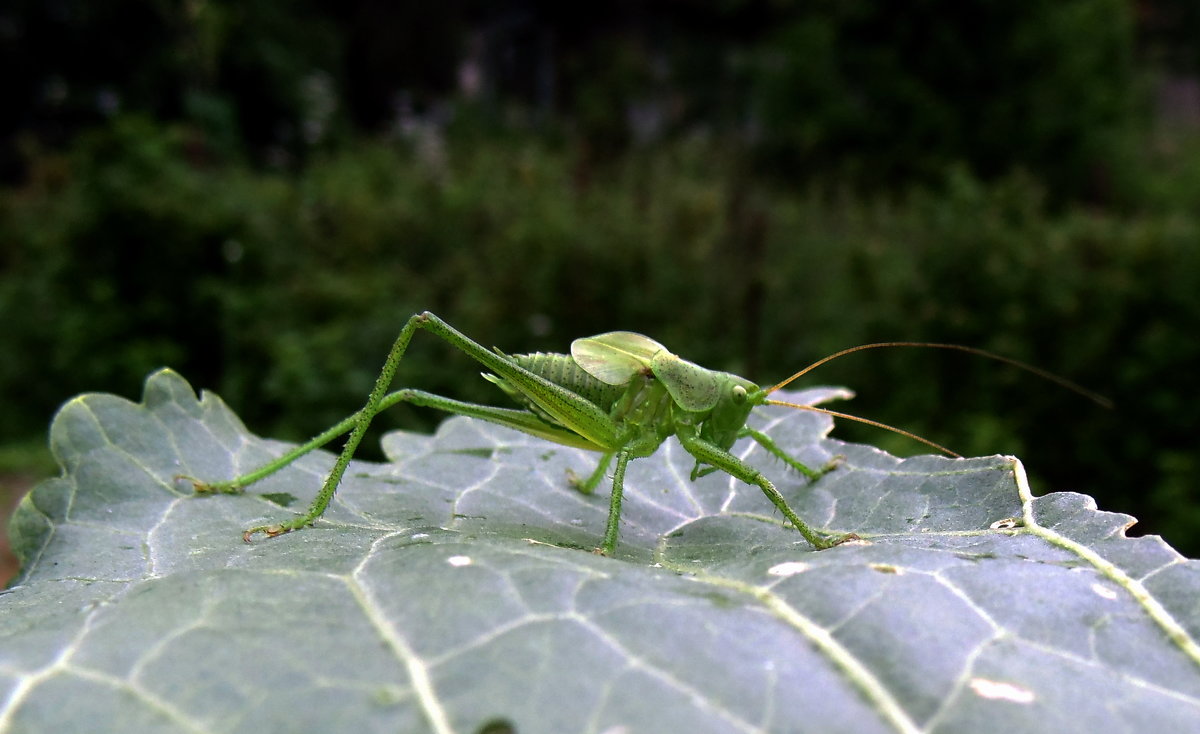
242, 520, 307, 543
175, 475, 242, 495
826, 531, 861, 547
565, 469, 590, 494
821, 455, 846, 474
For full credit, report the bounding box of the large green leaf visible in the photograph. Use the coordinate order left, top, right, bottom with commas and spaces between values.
4, 369, 1199, 733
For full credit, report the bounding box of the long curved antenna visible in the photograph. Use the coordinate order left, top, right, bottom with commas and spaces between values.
767, 399, 961, 457
766, 342, 1113, 408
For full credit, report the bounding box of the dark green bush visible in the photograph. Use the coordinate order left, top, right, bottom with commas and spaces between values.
745, 0, 1137, 201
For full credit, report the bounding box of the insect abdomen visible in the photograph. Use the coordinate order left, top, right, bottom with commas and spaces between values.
511, 352, 627, 410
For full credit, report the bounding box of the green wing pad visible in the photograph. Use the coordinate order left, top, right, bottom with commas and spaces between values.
571, 331, 666, 385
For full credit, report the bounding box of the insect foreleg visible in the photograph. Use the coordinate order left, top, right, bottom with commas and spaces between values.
739, 427, 831, 480
675, 427, 848, 549
685, 427, 832, 482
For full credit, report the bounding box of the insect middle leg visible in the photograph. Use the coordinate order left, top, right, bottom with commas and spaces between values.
567, 452, 615, 495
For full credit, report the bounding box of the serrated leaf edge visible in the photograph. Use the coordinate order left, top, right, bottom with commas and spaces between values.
1013, 459, 1200, 668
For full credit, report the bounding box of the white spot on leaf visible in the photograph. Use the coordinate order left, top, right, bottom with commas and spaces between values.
447, 555, 472, 567
969, 678, 1036, 704
1092, 583, 1119, 600
767, 561, 809, 577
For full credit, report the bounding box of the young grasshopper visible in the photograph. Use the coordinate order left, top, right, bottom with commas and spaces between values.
190, 311, 1107, 554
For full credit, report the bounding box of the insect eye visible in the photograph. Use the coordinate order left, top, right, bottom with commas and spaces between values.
732, 385, 747, 403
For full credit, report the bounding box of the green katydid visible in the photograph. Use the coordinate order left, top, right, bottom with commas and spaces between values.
188, 311, 1109, 554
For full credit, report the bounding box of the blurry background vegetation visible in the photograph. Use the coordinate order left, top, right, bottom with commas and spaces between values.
2, 0, 1198, 574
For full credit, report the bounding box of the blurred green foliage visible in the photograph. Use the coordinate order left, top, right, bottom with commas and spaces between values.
749, 0, 1137, 199
2, 0, 1197, 556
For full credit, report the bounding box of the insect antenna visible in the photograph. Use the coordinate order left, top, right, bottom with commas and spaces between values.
766, 341, 1113, 409
764, 399, 961, 457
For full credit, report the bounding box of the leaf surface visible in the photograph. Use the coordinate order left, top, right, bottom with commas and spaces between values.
4, 369, 1199, 734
